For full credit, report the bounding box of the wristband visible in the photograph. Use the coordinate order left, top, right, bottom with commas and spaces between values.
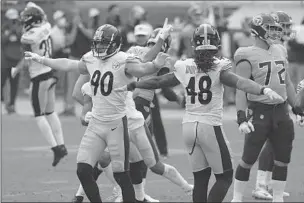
237, 110, 247, 125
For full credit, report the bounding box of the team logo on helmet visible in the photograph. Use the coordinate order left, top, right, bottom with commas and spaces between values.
270, 13, 279, 23
252, 15, 263, 26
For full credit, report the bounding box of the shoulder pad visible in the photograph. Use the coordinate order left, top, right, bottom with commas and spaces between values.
234, 47, 251, 65
173, 59, 191, 73
81, 82, 92, 97
275, 44, 288, 58
81, 51, 96, 64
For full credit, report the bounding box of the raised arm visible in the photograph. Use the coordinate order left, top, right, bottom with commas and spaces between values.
24, 51, 88, 74
125, 52, 170, 78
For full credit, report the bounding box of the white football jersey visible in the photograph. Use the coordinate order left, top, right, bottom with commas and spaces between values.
173, 57, 232, 125
127, 46, 156, 102
21, 22, 53, 78
81, 82, 144, 130
81, 51, 136, 122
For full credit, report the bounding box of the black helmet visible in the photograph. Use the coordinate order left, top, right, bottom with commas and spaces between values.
91, 24, 122, 59
191, 23, 220, 72
20, 5, 46, 32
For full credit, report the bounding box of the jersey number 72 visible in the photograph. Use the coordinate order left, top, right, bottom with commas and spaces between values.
90, 70, 114, 96
186, 75, 212, 104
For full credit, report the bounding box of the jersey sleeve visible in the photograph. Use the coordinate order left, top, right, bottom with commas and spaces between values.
173, 60, 186, 86
233, 47, 251, 67
80, 51, 95, 65
81, 82, 93, 97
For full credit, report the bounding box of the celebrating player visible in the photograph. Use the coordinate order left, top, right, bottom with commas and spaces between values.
115, 23, 284, 202
24, 24, 172, 202
71, 81, 193, 202
231, 13, 304, 202
252, 11, 294, 200
12, 3, 67, 167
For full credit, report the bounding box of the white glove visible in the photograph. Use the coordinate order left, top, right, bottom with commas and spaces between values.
24, 51, 44, 64
158, 18, 173, 40
296, 115, 304, 127
84, 111, 93, 123
263, 88, 284, 103
11, 67, 19, 78
238, 121, 255, 134
153, 52, 170, 69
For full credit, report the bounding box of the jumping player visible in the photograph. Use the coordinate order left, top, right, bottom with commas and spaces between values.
231, 13, 303, 202
115, 23, 284, 202
24, 24, 172, 202
253, 11, 295, 200
13, 3, 67, 167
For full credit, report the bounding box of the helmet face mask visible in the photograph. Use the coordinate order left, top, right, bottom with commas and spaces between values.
191, 24, 220, 72
271, 11, 295, 41
91, 24, 121, 59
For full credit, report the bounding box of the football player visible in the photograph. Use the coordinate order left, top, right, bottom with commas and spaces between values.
12, 3, 67, 167
253, 11, 294, 200
72, 81, 193, 202
231, 13, 303, 202
127, 26, 182, 202
24, 24, 172, 202
115, 23, 284, 202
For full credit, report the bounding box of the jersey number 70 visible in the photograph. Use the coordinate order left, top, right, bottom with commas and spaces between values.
90, 70, 114, 96
186, 76, 212, 104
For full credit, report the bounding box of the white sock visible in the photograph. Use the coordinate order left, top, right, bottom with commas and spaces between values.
102, 163, 119, 187
272, 180, 286, 202
265, 171, 272, 187
75, 184, 85, 197
134, 182, 145, 201
256, 170, 267, 188
232, 179, 248, 202
162, 164, 191, 190
35, 116, 57, 147
45, 112, 64, 145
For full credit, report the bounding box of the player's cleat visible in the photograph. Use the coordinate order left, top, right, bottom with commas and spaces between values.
71, 195, 84, 203
144, 194, 159, 202
267, 187, 290, 197
252, 186, 273, 200
51, 144, 68, 167
5, 104, 16, 114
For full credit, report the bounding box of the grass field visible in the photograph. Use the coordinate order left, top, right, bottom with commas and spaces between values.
1, 101, 304, 202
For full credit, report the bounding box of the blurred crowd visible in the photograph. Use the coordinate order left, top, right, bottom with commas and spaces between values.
2, 2, 304, 115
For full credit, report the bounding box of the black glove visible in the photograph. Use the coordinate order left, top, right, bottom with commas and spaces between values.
292, 106, 304, 116
127, 82, 137, 91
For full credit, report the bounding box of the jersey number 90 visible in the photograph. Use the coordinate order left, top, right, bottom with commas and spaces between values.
39, 36, 52, 57
186, 76, 212, 104
90, 70, 114, 96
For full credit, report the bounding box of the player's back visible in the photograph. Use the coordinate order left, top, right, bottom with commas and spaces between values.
234, 44, 288, 104
174, 58, 231, 125
21, 22, 53, 78
82, 51, 136, 122
127, 45, 156, 102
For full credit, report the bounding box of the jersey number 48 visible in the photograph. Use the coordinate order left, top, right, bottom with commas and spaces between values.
186, 76, 212, 105
90, 70, 114, 96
